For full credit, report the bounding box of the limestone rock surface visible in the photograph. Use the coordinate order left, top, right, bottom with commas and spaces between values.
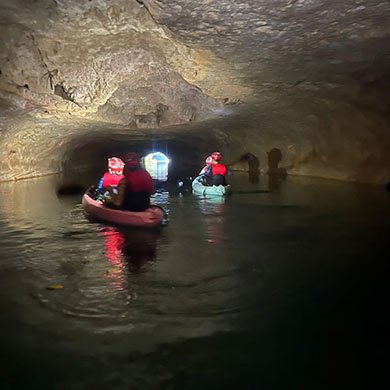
0, 0, 389, 183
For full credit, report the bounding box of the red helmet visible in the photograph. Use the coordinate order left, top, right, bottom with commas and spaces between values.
108, 157, 124, 174
123, 152, 140, 167
211, 151, 221, 161
205, 156, 213, 165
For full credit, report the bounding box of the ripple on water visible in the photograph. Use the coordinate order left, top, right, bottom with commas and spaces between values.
1, 175, 389, 388
35, 285, 136, 320
1, 182, 264, 345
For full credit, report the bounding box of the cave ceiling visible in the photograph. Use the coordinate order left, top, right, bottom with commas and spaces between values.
0, 0, 389, 183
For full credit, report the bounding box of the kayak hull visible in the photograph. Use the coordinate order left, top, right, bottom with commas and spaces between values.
192, 177, 231, 197
82, 193, 164, 228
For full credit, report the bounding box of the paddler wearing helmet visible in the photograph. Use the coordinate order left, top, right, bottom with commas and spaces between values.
97, 157, 125, 190
199, 151, 228, 186
106, 152, 155, 212
198, 155, 214, 175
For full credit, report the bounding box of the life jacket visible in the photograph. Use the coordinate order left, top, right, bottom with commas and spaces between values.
101, 172, 124, 188
211, 163, 227, 176
124, 169, 154, 194
121, 168, 155, 211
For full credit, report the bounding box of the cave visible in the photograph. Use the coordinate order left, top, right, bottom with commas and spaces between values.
0, 0, 388, 184
0, 1, 389, 389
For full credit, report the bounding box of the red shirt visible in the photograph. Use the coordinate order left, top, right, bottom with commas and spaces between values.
101, 172, 124, 188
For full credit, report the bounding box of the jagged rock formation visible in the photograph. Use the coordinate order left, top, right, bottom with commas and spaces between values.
0, 0, 389, 183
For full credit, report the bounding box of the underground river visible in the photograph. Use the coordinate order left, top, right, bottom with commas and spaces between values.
0, 173, 389, 389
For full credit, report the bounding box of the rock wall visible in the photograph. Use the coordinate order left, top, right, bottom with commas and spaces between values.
0, 0, 389, 184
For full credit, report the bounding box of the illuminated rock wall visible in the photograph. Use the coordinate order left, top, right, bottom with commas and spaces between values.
0, 0, 389, 184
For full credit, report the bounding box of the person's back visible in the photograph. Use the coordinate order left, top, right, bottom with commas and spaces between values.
204, 164, 227, 186
121, 167, 154, 211
110, 153, 154, 211
210, 163, 227, 177
202, 151, 228, 186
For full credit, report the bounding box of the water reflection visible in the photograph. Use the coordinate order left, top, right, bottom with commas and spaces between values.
99, 226, 160, 290
0, 176, 66, 230
197, 197, 226, 244
1, 175, 389, 389
197, 196, 226, 216
249, 170, 260, 184
267, 173, 286, 191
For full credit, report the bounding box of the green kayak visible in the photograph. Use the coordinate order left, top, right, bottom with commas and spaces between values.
192, 176, 231, 197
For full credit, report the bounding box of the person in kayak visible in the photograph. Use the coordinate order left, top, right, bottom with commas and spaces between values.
98, 157, 125, 190
198, 155, 213, 175
107, 153, 155, 211
199, 151, 228, 186
94, 157, 125, 202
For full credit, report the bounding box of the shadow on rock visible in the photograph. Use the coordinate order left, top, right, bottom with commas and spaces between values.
267, 148, 287, 191
267, 148, 287, 177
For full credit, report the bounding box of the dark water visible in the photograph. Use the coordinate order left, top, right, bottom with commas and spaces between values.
0, 174, 389, 389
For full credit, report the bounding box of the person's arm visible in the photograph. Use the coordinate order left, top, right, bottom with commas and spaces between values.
199, 165, 207, 175
196, 165, 208, 182
204, 164, 212, 176
97, 177, 104, 189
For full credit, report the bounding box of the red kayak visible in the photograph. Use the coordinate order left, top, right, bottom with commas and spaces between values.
82, 193, 164, 228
